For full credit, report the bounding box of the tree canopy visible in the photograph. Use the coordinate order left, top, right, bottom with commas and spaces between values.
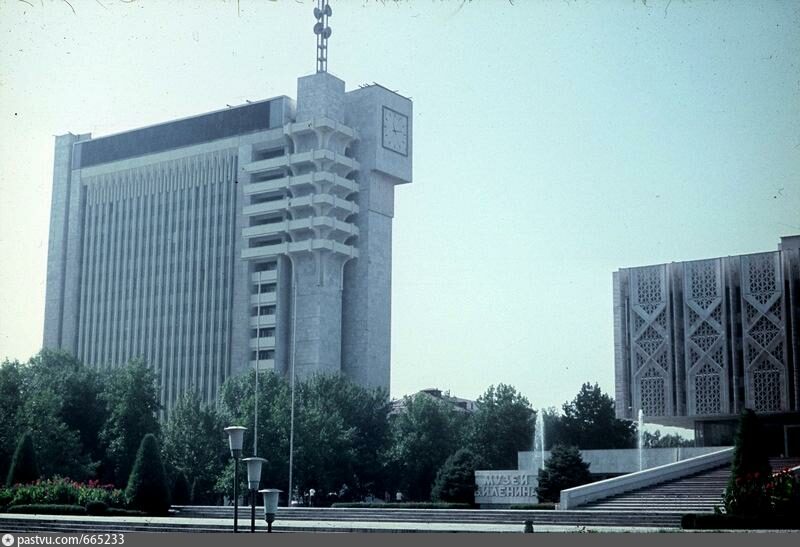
548, 383, 636, 450
467, 384, 534, 470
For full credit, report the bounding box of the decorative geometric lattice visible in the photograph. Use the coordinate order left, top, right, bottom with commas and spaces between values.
690, 321, 718, 353
749, 316, 779, 349
710, 346, 725, 367
640, 368, 666, 416
688, 260, 718, 309
654, 351, 669, 372
752, 361, 781, 412
710, 305, 722, 324
747, 253, 777, 305
637, 325, 663, 356
694, 364, 721, 415
636, 267, 663, 315
653, 310, 668, 331
769, 341, 784, 366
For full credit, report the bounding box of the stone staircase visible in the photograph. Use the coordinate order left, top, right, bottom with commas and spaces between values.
580, 457, 800, 513
172, 505, 683, 528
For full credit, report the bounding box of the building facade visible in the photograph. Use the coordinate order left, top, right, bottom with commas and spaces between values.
613, 236, 800, 451
43, 71, 412, 414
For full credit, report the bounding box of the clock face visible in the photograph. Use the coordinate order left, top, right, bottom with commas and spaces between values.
382, 106, 408, 156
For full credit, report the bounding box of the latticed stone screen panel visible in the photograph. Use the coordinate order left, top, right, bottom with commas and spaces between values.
640, 371, 666, 417
683, 259, 727, 416
629, 265, 673, 417
741, 252, 786, 412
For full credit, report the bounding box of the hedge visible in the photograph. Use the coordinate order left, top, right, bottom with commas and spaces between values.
8, 504, 86, 515
682, 513, 800, 530
508, 503, 556, 510
331, 502, 472, 509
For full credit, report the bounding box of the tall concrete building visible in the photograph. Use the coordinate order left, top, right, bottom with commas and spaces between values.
43, 68, 412, 412
613, 236, 800, 453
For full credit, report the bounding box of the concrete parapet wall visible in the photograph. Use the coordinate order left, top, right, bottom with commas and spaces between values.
558, 447, 734, 510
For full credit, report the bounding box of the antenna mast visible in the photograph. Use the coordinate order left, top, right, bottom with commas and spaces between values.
313, 0, 332, 73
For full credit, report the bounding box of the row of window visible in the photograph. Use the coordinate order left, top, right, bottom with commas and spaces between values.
251, 305, 276, 317
251, 350, 275, 360
252, 283, 276, 295
251, 327, 275, 338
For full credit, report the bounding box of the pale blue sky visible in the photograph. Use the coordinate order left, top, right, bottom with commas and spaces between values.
0, 0, 798, 411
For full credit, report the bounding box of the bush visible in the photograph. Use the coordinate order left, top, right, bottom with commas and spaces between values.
7, 504, 86, 515
125, 434, 170, 515
85, 500, 107, 515
431, 449, 481, 505
331, 501, 471, 509
509, 503, 556, 510
6, 431, 38, 487
1, 477, 125, 508
172, 471, 190, 506
723, 409, 772, 516
536, 444, 591, 503
0, 490, 13, 510
682, 513, 800, 530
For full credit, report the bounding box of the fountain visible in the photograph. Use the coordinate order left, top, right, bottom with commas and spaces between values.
637, 409, 644, 471
534, 411, 545, 470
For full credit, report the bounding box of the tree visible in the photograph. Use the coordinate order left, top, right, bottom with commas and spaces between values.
126, 434, 170, 515
162, 391, 226, 504
723, 409, 772, 516
388, 393, 468, 501
642, 430, 694, 448
100, 360, 161, 486
554, 383, 636, 449
467, 384, 534, 470
6, 431, 38, 486
0, 360, 24, 481
536, 444, 591, 503
431, 448, 482, 505
172, 471, 190, 506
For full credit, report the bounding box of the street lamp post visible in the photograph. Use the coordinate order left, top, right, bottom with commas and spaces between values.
242, 457, 267, 533
224, 426, 246, 533
259, 489, 282, 533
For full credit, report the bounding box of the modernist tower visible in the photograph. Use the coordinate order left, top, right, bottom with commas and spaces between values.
613, 236, 800, 452
43, 70, 412, 412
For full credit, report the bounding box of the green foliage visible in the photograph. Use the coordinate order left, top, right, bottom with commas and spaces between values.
0, 477, 125, 507
217, 372, 391, 501
723, 409, 772, 516
536, 444, 592, 503
125, 434, 170, 515
6, 431, 38, 487
642, 430, 694, 448
467, 384, 534, 470
388, 393, 469, 501
172, 471, 190, 506
548, 383, 636, 449
101, 360, 161, 486
0, 360, 24, 482
431, 448, 481, 504
7, 504, 87, 515
162, 391, 226, 504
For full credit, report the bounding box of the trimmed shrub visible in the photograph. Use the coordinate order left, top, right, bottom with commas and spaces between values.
6, 431, 38, 487
125, 434, 170, 515
2, 477, 125, 508
431, 449, 481, 505
682, 513, 800, 530
7, 504, 86, 515
172, 471, 190, 506
723, 409, 772, 516
85, 500, 107, 515
331, 501, 471, 509
536, 444, 591, 503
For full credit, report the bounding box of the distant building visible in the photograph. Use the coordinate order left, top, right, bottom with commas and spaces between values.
391, 388, 479, 415
43, 70, 413, 416
613, 235, 800, 452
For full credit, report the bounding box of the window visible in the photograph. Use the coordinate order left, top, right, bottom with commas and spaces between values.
260, 283, 276, 294
256, 350, 274, 360
259, 305, 276, 316
259, 328, 275, 338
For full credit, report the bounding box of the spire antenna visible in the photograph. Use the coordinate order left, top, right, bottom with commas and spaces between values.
313, 0, 333, 73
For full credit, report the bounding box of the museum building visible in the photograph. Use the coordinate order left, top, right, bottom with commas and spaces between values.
42, 69, 412, 415
613, 235, 800, 452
